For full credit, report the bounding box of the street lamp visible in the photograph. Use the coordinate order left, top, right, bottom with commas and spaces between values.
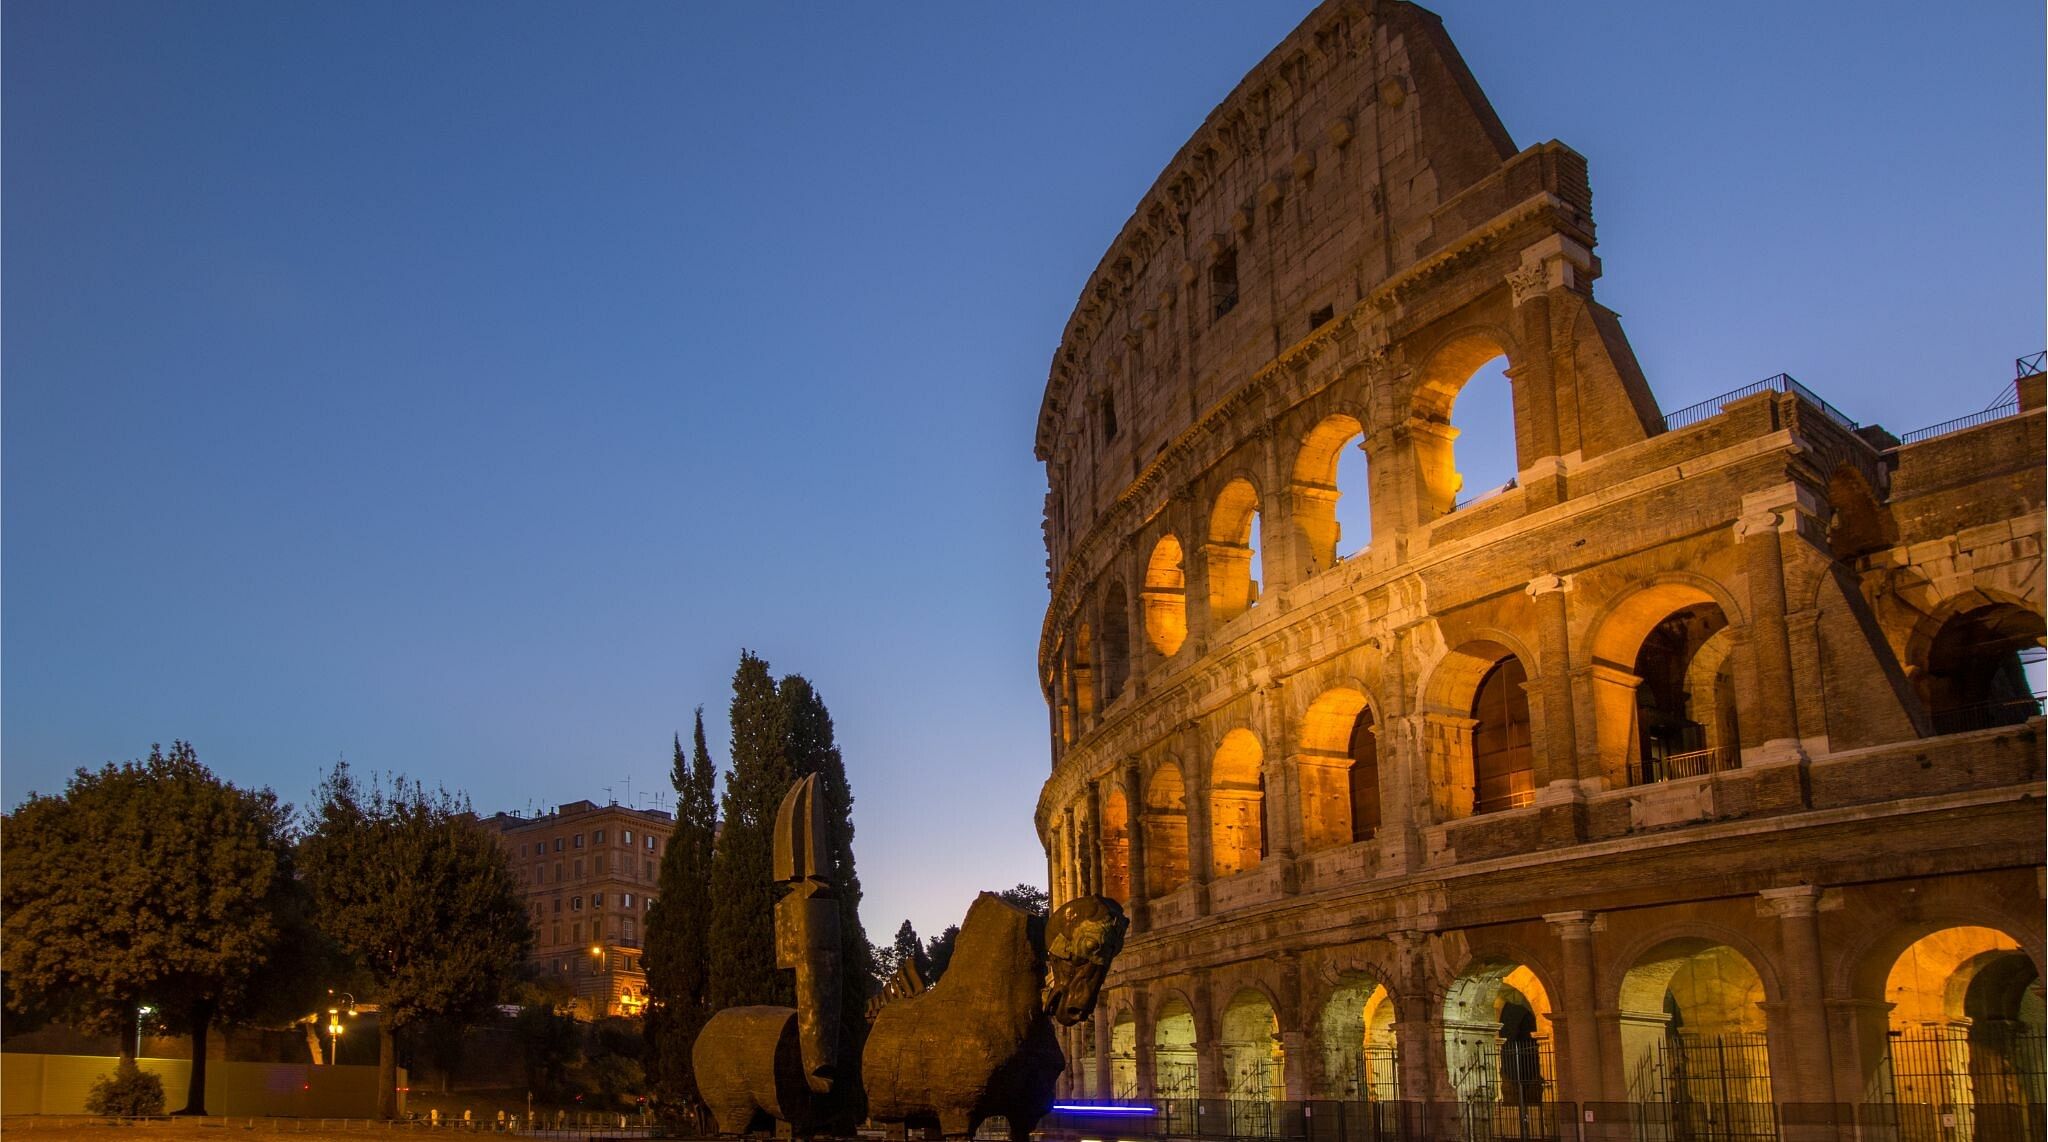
136, 1006, 155, 1057
325, 990, 355, 1066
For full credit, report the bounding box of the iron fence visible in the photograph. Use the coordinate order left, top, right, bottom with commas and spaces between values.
1660, 374, 1856, 435
1928, 695, 2044, 736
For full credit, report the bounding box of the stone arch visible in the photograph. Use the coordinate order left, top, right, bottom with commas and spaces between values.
1219, 987, 1286, 1104
1442, 955, 1558, 1106
1207, 476, 1265, 625
1612, 934, 1775, 1104
1584, 576, 1745, 785
1143, 535, 1189, 658
1907, 597, 2045, 735
1291, 412, 1370, 573
1100, 580, 1132, 706
1296, 686, 1382, 850
1409, 326, 1521, 519
1825, 464, 1896, 561
1208, 728, 1265, 878
1879, 925, 2048, 1138
1142, 761, 1190, 897
1099, 784, 1131, 905
1109, 1007, 1140, 1099
1419, 634, 1538, 821
1072, 620, 1097, 732
1312, 969, 1401, 1100
1153, 992, 1201, 1100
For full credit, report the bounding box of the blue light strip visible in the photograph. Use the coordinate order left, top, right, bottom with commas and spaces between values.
1051, 1104, 1158, 1116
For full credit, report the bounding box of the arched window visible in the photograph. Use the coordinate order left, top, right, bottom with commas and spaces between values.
1209, 729, 1265, 877
1632, 604, 1738, 782
1292, 414, 1370, 573
1208, 479, 1264, 625
1100, 582, 1131, 705
1143, 536, 1188, 657
1920, 604, 2045, 734
1143, 763, 1190, 897
1099, 787, 1131, 905
1072, 621, 1097, 730
1412, 332, 1518, 519
1471, 657, 1533, 813
1347, 708, 1381, 842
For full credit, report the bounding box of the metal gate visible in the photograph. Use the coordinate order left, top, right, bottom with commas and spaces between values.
1885, 1029, 2046, 1142
1630, 1032, 1776, 1142
1320, 1043, 1403, 1101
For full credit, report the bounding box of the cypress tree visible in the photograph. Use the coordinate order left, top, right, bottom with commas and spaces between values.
643, 713, 718, 1124
706, 651, 791, 1009
779, 673, 875, 1127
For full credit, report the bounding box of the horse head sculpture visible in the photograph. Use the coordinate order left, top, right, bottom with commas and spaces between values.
1043, 895, 1128, 1027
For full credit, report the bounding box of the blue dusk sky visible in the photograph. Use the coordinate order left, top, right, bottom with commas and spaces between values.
4, 1, 2042, 943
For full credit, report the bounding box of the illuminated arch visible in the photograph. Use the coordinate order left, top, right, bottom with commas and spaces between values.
1297, 687, 1381, 850
1142, 762, 1190, 897
1208, 728, 1265, 878
1207, 478, 1264, 625
1411, 328, 1520, 519
1291, 412, 1369, 572
1143, 535, 1188, 657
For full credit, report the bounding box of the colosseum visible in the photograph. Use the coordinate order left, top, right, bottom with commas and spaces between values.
1031, 4, 2045, 1141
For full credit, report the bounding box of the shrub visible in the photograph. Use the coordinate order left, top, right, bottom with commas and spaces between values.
86, 1059, 166, 1116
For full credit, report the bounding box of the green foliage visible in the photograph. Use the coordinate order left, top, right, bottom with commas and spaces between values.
86, 1059, 166, 1117
643, 711, 720, 1122
512, 1003, 585, 1100
1, 740, 295, 1097
881, 919, 928, 982
707, 652, 790, 1010
925, 924, 960, 983
300, 762, 531, 1117
996, 883, 1050, 916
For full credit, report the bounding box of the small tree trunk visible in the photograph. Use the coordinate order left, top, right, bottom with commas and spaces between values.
178, 998, 214, 1114
377, 1021, 399, 1120
120, 1003, 140, 1066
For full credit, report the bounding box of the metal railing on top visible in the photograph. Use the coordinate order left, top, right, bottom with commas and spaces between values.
1660, 374, 1857, 435
2017, 350, 2045, 378
1896, 403, 2024, 445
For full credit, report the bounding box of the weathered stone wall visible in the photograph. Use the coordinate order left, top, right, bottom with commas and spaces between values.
1032, 0, 2046, 1119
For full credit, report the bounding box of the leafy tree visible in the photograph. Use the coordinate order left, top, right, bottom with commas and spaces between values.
300, 763, 531, 1119
643, 710, 719, 1124
2, 742, 295, 1114
996, 883, 1050, 916
925, 925, 961, 983
707, 651, 791, 1010
882, 920, 928, 981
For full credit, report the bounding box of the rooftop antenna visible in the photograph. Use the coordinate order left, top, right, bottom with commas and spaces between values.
623, 774, 634, 808
604, 784, 615, 805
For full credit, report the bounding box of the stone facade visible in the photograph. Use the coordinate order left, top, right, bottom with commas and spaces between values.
1032, 1, 2045, 1132
485, 799, 675, 1019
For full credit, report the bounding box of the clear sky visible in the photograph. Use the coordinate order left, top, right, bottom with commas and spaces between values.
5, 1, 2042, 944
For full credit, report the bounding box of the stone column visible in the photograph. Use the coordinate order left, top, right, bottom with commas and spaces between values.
1759, 886, 1838, 1112
1132, 986, 1157, 1104
1179, 496, 1213, 658
1506, 261, 1562, 474
1095, 998, 1115, 1099
1183, 725, 1214, 917
1544, 911, 1607, 1111
1080, 787, 1101, 896
1735, 506, 1802, 754
1259, 679, 1301, 889
1389, 931, 1450, 1103
1525, 573, 1580, 787
1194, 979, 1223, 1100
1121, 760, 1150, 930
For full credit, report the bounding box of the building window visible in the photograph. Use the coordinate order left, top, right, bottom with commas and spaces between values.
623, 918, 637, 941
572, 921, 582, 942
623, 829, 633, 845
1310, 304, 1334, 330
595, 854, 607, 875
623, 893, 634, 908
553, 838, 563, 853
574, 858, 584, 878
593, 892, 604, 908
1210, 246, 1238, 319
553, 861, 562, 882
573, 896, 583, 911
645, 897, 656, 910
645, 860, 655, 878
1101, 393, 1119, 443
573, 833, 584, 849
594, 829, 605, 843
552, 898, 562, 914
645, 836, 655, 851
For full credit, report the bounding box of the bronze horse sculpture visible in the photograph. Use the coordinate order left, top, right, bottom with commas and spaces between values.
692, 776, 1127, 1138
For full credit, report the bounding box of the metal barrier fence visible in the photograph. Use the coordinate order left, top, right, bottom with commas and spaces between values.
1660, 375, 1857, 435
